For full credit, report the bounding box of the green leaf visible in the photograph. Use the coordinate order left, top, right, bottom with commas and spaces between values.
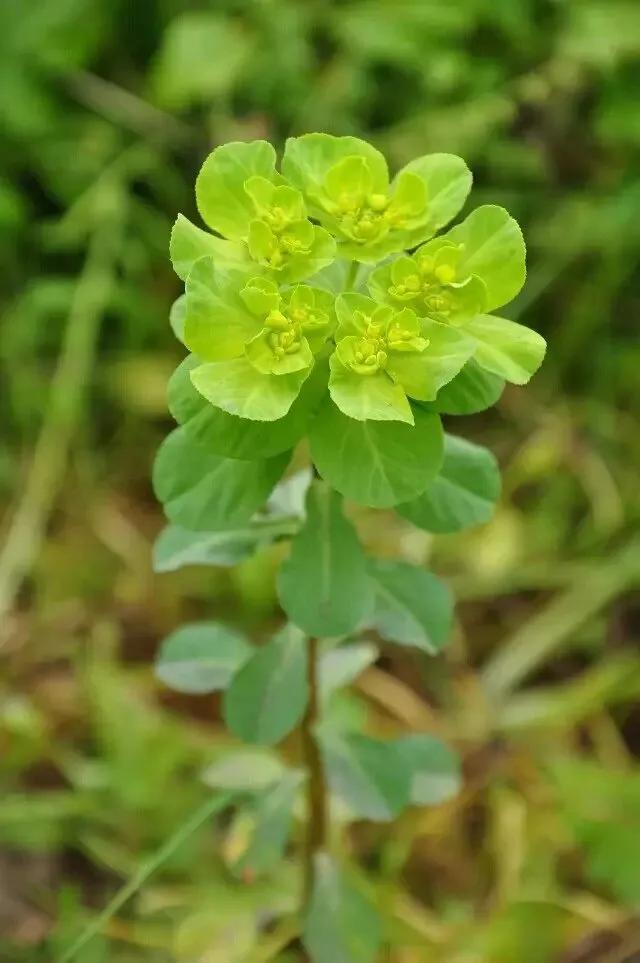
399, 434, 501, 533
465, 314, 547, 385
320, 643, 379, 702
223, 624, 308, 745
169, 214, 246, 281
169, 294, 186, 342
329, 344, 414, 425
394, 734, 461, 806
155, 622, 251, 694
433, 358, 504, 414
150, 13, 248, 110
320, 730, 411, 821
368, 559, 453, 653
310, 400, 444, 508
191, 357, 310, 422
183, 258, 260, 362
169, 355, 326, 459
445, 205, 526, 311
236, 772, 303, 875
399, 153, 472, 245
195, 140, 277, 240
152, 518, 298, 572
388, 317, 475, 400
282, 133, 389, 200
278, 482, 372, 637
153, 427, 289, 531
203, 750, 287, 792
303, 854, 382, 963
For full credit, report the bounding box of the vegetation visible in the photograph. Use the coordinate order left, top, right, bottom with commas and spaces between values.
1, 1, 640, 961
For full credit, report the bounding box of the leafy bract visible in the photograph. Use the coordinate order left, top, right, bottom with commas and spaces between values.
168, 354, 327, 458
155, 622, 251, 694
399, 434, 501, 533
433, 358, 505, 414
303, 854, 382, 963
223, 624, 308, 745
444, 205, 526, 311
368, 559, 453, 653
310, 399, 444, 508
169, 214, 246, 281
278, 482, 372, 637
153, 427, 289, 531
465, 313, 547, 384
196, 140, 278, 241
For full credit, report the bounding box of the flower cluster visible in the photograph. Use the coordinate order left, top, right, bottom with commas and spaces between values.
169, 134, 545, 426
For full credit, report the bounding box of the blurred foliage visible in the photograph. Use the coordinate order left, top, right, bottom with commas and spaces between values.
1, 0, 640, 960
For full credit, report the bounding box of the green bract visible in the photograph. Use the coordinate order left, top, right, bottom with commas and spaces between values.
156, 134, 547, 959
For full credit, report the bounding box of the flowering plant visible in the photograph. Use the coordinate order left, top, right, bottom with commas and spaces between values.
154, 134, 545, 960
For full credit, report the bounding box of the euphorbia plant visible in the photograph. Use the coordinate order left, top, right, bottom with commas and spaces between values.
154, 134, 545, 960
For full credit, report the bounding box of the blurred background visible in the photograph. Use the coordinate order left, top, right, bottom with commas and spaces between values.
1, 0, 640, 960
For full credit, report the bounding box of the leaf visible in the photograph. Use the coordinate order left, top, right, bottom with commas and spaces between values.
169, 354, 326, 458
183, 258, 260, 362
303, 854, 382, 963
329, 347, 414, 425
282, 133, 389, 200
191, 357, 309, 422
195, 140, 277, 240
368, 559, 453, 653
155, 622, 251, 694
236, 772, 303, 875
465, 313, 547, 385
169, 214, 246, 281
152, 518, 298, 572
319, 643, 379, 702
223, 624, 308, 745
445, 205, 526, 311
277, 482, 372, 637
433, 358, 504, 414
398, 434, 501, 533
203, 750, 287, 791
320, 730, 411, 821
399, 152, 473, 245
309, 399, 444, 508
394, 734, 461, 805
153, 427, 289, 531
169, 295, 186, 342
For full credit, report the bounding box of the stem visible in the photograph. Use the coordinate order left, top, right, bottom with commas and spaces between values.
301, 636, 328, 904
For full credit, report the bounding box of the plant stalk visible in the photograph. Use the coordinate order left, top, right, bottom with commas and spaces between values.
301, 636, 328, 904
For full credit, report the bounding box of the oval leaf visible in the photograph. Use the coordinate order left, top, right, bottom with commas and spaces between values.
310, 400, 444, 508
433, 358, 504, 414
320, 730, 411, 821
278, 482, 372, 637
153, 427, 290, 531
153, 518, 298, 573
398, 434, 501, 533
236, 772, 303, 876
303, 853, 383, 963
465, 313, 547, 385
223, 624, 308, 745
155, 622, 251, 694
368, 559, 453, 653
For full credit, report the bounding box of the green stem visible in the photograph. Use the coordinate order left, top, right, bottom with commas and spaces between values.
301, 636, 328, 905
